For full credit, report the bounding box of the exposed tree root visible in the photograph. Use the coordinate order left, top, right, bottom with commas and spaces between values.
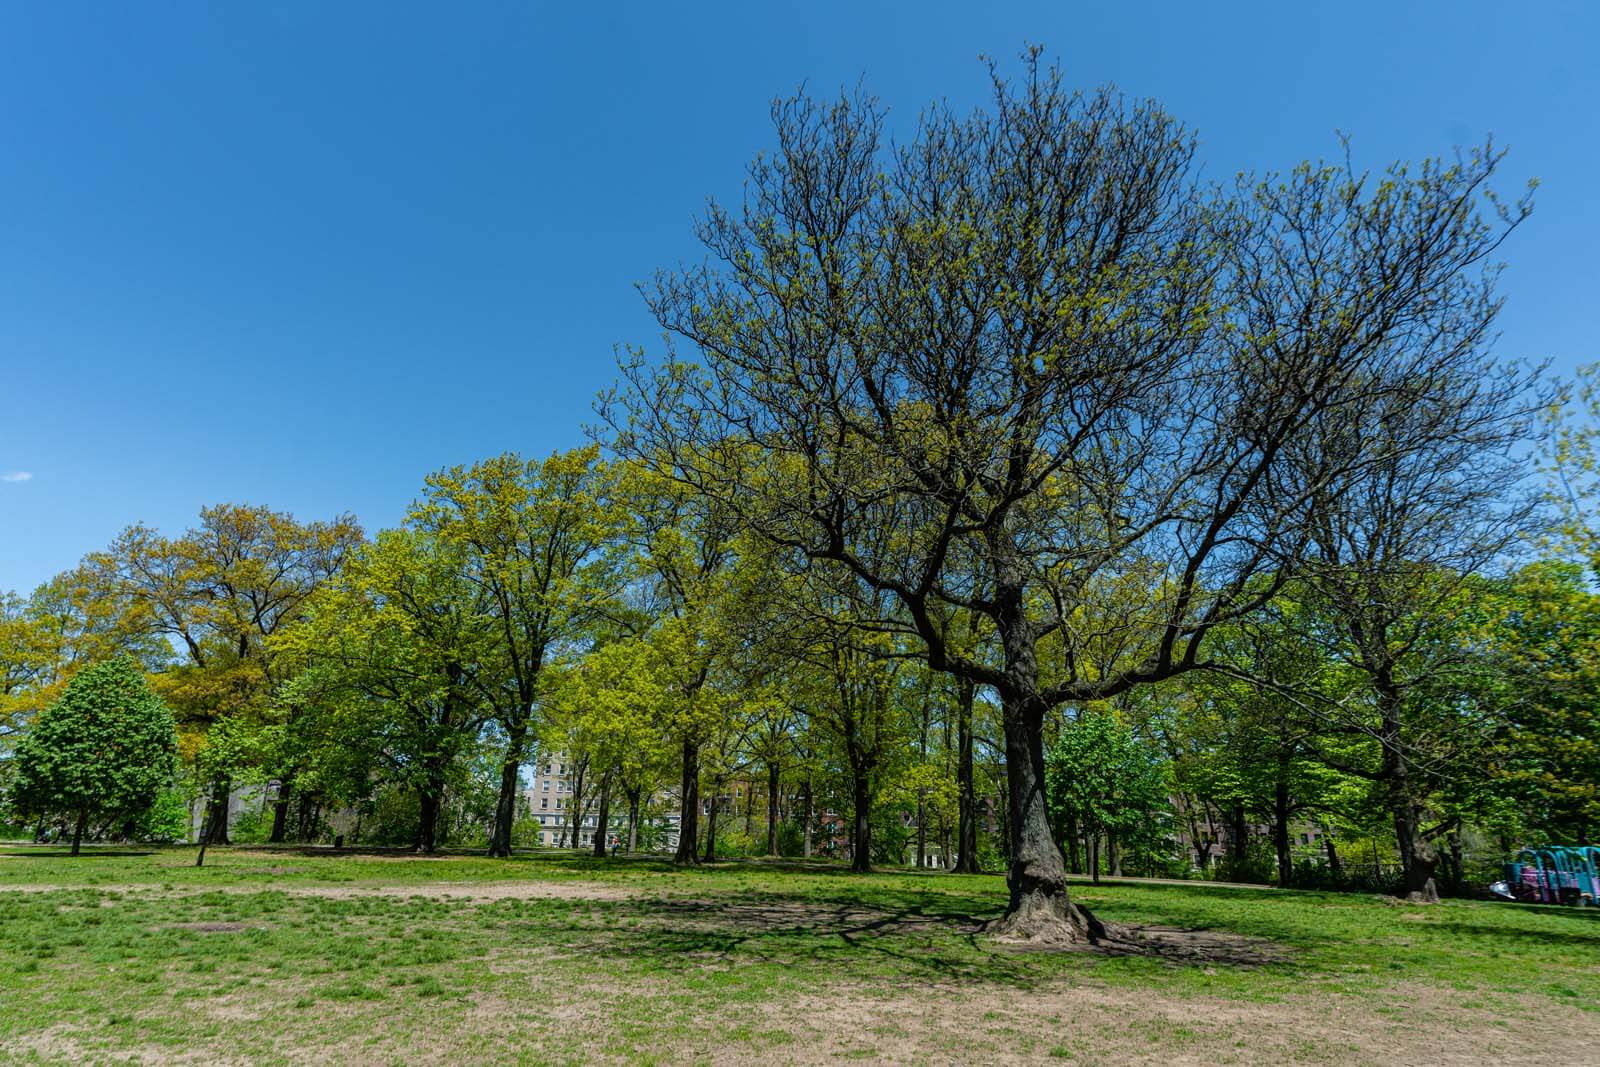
987, 900, 1106, 945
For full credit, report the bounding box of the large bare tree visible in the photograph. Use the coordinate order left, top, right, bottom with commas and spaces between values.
605, 51, 1531, 939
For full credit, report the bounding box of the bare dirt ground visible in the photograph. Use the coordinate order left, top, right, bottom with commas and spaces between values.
4, 878, 640, 901
725, 980, 1599, 1066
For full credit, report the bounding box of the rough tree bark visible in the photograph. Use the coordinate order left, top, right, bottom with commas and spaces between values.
1379, 686, 1440, 902
206, 777, 232, 846
593, 767, 613, 857
986, 568, 1100, 941
1063, 812, 1081, 874
766, 759, 781, 856
800, 779, 813, 859
487, 715, 529, 857
674, 737, 700, 865
953, 678, 979, 873
702, 777, 721, 863
1273, 758, 1293, 888
568, 758, 589, 852
416, 757, 447, 853
850, 766, 871, 874
625, 785, 642, 854
268, 778, 292, 844
417, 792, 440, 853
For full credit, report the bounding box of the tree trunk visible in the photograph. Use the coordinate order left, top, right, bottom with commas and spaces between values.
800, 779, 814, 859
268, 778, 292, 844
954, 679, 979, 873
568, 758, 589, 852
991, 685, 1095, 941
850, 765, 871, 873
593, 767, 613, 857
415, 756, 447, 852
743, 775, 754, 834
70, 807, 88, 856
297, 796, 321, 843
674, 736, 700, 865
766, 760, 781, 856
1392, 793, 1440, 902
1446, 829, 1464, 896
206, 777, 232, 846
1064, 811, 1081, 874
417, 791, 440, 853
1186, 800, 1211, 872
1089, 832, 1101, 885
1108, 833, 1122, 878
916, 797, 926, 869
1378, 687, 1439, 902
915, 687, 929, 869
1273, 765, 1292, 889
703, 778, 720, 863
1227, 802, 1247, 874
195, 781, 223, 868
416, 791, 440, 853
487, 714, 530, 858
626, 786, 641, 854
1324, 834, 1344, 881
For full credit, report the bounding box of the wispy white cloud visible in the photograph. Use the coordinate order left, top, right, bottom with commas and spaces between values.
1, 471, 33, 483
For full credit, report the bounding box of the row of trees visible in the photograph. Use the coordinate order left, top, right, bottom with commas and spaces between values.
2, 53, 1594, 941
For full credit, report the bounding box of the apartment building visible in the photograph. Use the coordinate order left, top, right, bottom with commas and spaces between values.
522, 756, 683, 851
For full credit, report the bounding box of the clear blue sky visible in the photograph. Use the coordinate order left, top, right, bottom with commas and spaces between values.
2, 1, 1596, 594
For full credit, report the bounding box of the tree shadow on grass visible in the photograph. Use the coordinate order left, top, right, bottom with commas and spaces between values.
1068, 879, 1303, 905
576, 893, 1293, 984
1427, 918, 1600, 947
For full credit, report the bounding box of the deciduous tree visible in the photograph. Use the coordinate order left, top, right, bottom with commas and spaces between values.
9, 657, 177, 855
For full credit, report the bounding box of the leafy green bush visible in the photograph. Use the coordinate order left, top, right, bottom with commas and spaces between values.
133, 786, 192, 843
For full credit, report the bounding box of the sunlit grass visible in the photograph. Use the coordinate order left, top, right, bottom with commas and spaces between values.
0, 845, 1594, 1064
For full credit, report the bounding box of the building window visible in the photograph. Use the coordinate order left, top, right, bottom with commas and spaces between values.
540, 797, 548, 810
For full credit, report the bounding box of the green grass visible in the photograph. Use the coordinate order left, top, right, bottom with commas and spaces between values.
0, 845, 1596, 1064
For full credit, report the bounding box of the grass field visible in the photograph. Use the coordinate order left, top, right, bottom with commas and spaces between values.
1, 845, 1596, 1065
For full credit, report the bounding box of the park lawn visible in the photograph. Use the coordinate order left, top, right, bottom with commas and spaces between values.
0, 846, 1596, 1065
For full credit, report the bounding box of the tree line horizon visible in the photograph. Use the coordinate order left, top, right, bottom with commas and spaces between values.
3, 51, 1597, 943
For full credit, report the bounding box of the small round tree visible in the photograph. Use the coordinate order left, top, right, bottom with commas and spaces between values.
9, 657, 177, 854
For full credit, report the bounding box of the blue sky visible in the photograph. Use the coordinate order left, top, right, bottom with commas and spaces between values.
1, 1, 1596, 594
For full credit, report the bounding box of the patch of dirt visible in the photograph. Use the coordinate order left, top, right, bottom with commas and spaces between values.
2, 878, 637, 903
273, 879, 639, 902
731, 979, 1600, 1065
1, 1025, 253, 1066
641, 897, 979, 935
161, 921, 254, 933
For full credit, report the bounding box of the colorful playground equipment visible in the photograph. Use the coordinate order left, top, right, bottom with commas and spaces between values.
1492, 846, 1600, 906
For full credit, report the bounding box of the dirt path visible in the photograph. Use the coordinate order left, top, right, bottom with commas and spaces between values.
0, 879, 640, 902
